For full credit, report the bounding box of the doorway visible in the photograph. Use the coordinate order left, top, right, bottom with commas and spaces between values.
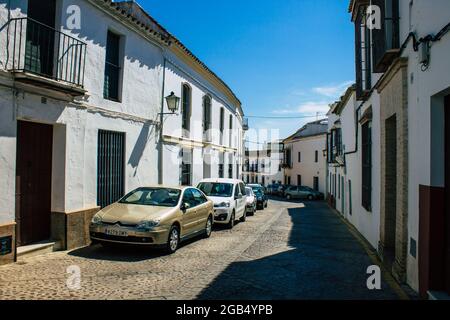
15, 121, 53, 246
25, 0, 57, 77
384, 115, 397, 268
444, 95, 450, 294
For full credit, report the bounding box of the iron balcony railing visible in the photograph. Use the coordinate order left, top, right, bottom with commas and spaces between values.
7, 17, 87, 87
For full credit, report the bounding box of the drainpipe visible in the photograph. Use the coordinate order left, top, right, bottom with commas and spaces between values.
158, 57, 166, 185
344, 102, 363, 156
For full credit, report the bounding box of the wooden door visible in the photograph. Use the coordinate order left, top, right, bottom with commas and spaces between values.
16, 121, 53, 246
445, 95, 450, 294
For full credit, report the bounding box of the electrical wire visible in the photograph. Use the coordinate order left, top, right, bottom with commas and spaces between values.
245, 114, 327, 119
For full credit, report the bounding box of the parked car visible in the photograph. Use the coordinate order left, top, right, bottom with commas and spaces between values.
197, 179, 247, 229
247, 184, 269, 209
271, 184, 289, 197
284, 186, 324, 201
266, 184, 281, 195
245, 187, 257, 215
90, 186, 214, 254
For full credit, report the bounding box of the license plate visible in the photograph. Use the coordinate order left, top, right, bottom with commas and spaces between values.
105, 228, 128, 237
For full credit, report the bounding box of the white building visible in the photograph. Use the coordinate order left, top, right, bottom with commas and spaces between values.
243, 141, 284, 186
344, 0, 450, 297
283, 120, 328, 194
0, 0, 245, 265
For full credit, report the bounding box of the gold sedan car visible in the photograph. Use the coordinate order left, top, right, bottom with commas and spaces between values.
90, 186, 214, 253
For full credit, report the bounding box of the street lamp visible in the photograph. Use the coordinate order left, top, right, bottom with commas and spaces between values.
165, 91, 180, 114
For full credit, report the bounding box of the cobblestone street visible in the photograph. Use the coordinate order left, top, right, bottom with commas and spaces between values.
0, 200, 402, 300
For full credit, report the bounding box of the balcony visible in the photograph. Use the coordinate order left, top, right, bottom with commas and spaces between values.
6, 17, 87, 96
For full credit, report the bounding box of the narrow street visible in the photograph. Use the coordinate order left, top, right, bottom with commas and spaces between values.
0, 200, 401, 300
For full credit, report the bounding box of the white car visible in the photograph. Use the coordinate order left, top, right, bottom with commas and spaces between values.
197, 179, 247, 229
245, 187, 257, 215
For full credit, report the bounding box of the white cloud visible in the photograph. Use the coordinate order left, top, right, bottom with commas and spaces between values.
272, 101, 330, 115
313, 80, 353, 98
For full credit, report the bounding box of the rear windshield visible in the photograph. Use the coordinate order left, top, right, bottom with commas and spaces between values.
198, 183, 233, 198
119, 188, 181, 207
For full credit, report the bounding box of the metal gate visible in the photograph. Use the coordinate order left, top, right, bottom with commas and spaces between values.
97, 130, 125, 208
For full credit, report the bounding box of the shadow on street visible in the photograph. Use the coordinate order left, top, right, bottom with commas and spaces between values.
197, 201, 400, 300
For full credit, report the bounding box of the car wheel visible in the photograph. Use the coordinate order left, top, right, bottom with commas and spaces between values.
240, 210, 247, 222
227, 211, 235, 229
286, 194, 292, 200
307, 195, 314, 201
264, 201, 268, 208
204, 216, 213, 238
166, 225, 180, 254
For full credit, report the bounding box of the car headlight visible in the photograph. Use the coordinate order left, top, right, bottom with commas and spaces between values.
215, 202, 231, 208
136, 220, 160, 231
91, 215, 103, 225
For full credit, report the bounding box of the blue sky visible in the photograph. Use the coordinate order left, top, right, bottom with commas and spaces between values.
137, 0, 355, 147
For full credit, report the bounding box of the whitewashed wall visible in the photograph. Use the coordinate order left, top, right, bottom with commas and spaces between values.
398, 0, 450, 292
285, 135, 327, 193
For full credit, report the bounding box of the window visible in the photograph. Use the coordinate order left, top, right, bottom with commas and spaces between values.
338, 174, 341, 199
285, 148, 292, 168
297, 175, 302, 186
372, 0, 400, 72
220, 108, 225, 145
180, 148, 192, 186
298, 152, 302, 163
349, 180, 352, 215
313, 177, 319, 191
97, 130, 125, 208
104, 31, 122, 101
315, 150, 319, 163
362, 121, 372, 211
203, 96, 212, 141
228, 163, 233, 179
229, 115, 233, 147
218, 152, 224, 178
355, 6, 371, 97
182, 84, 191, 135
120, 188, 181, 207
182, 189, 196, 208
191, 188, 207, 206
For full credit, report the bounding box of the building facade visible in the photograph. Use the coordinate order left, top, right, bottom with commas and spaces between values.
243, 141, 284, 186
283, 120, 327, 194
336, 0, 450, 297
0, 0, 245, 265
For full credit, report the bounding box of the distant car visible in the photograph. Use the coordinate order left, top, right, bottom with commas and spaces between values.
247, 184, 268, 210
198, 179, 247, 229
90, 186, 214, 254
245, 187, 257, 215
266, 184, 281, 195
284, 186, 324, 201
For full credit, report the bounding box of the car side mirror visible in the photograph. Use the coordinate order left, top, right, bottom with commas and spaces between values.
181, 202, 190, 212
235, 194, 242, 200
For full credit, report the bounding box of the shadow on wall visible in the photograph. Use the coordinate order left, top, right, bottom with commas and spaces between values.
128, 122, 156, 175
197, 202, 400, 300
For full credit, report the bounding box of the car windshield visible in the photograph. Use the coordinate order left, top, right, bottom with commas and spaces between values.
245, 188, 253, 196
119, 188, 181, 207
251, 186, 264, 194
198, 183, 233, 197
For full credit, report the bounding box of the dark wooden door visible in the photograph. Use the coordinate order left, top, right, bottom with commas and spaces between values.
445, 95, 450, 294
16, 121, 53, 246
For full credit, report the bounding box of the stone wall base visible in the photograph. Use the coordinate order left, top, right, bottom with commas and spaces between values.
0, 222, 16, 265
51, 207, 100, 250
